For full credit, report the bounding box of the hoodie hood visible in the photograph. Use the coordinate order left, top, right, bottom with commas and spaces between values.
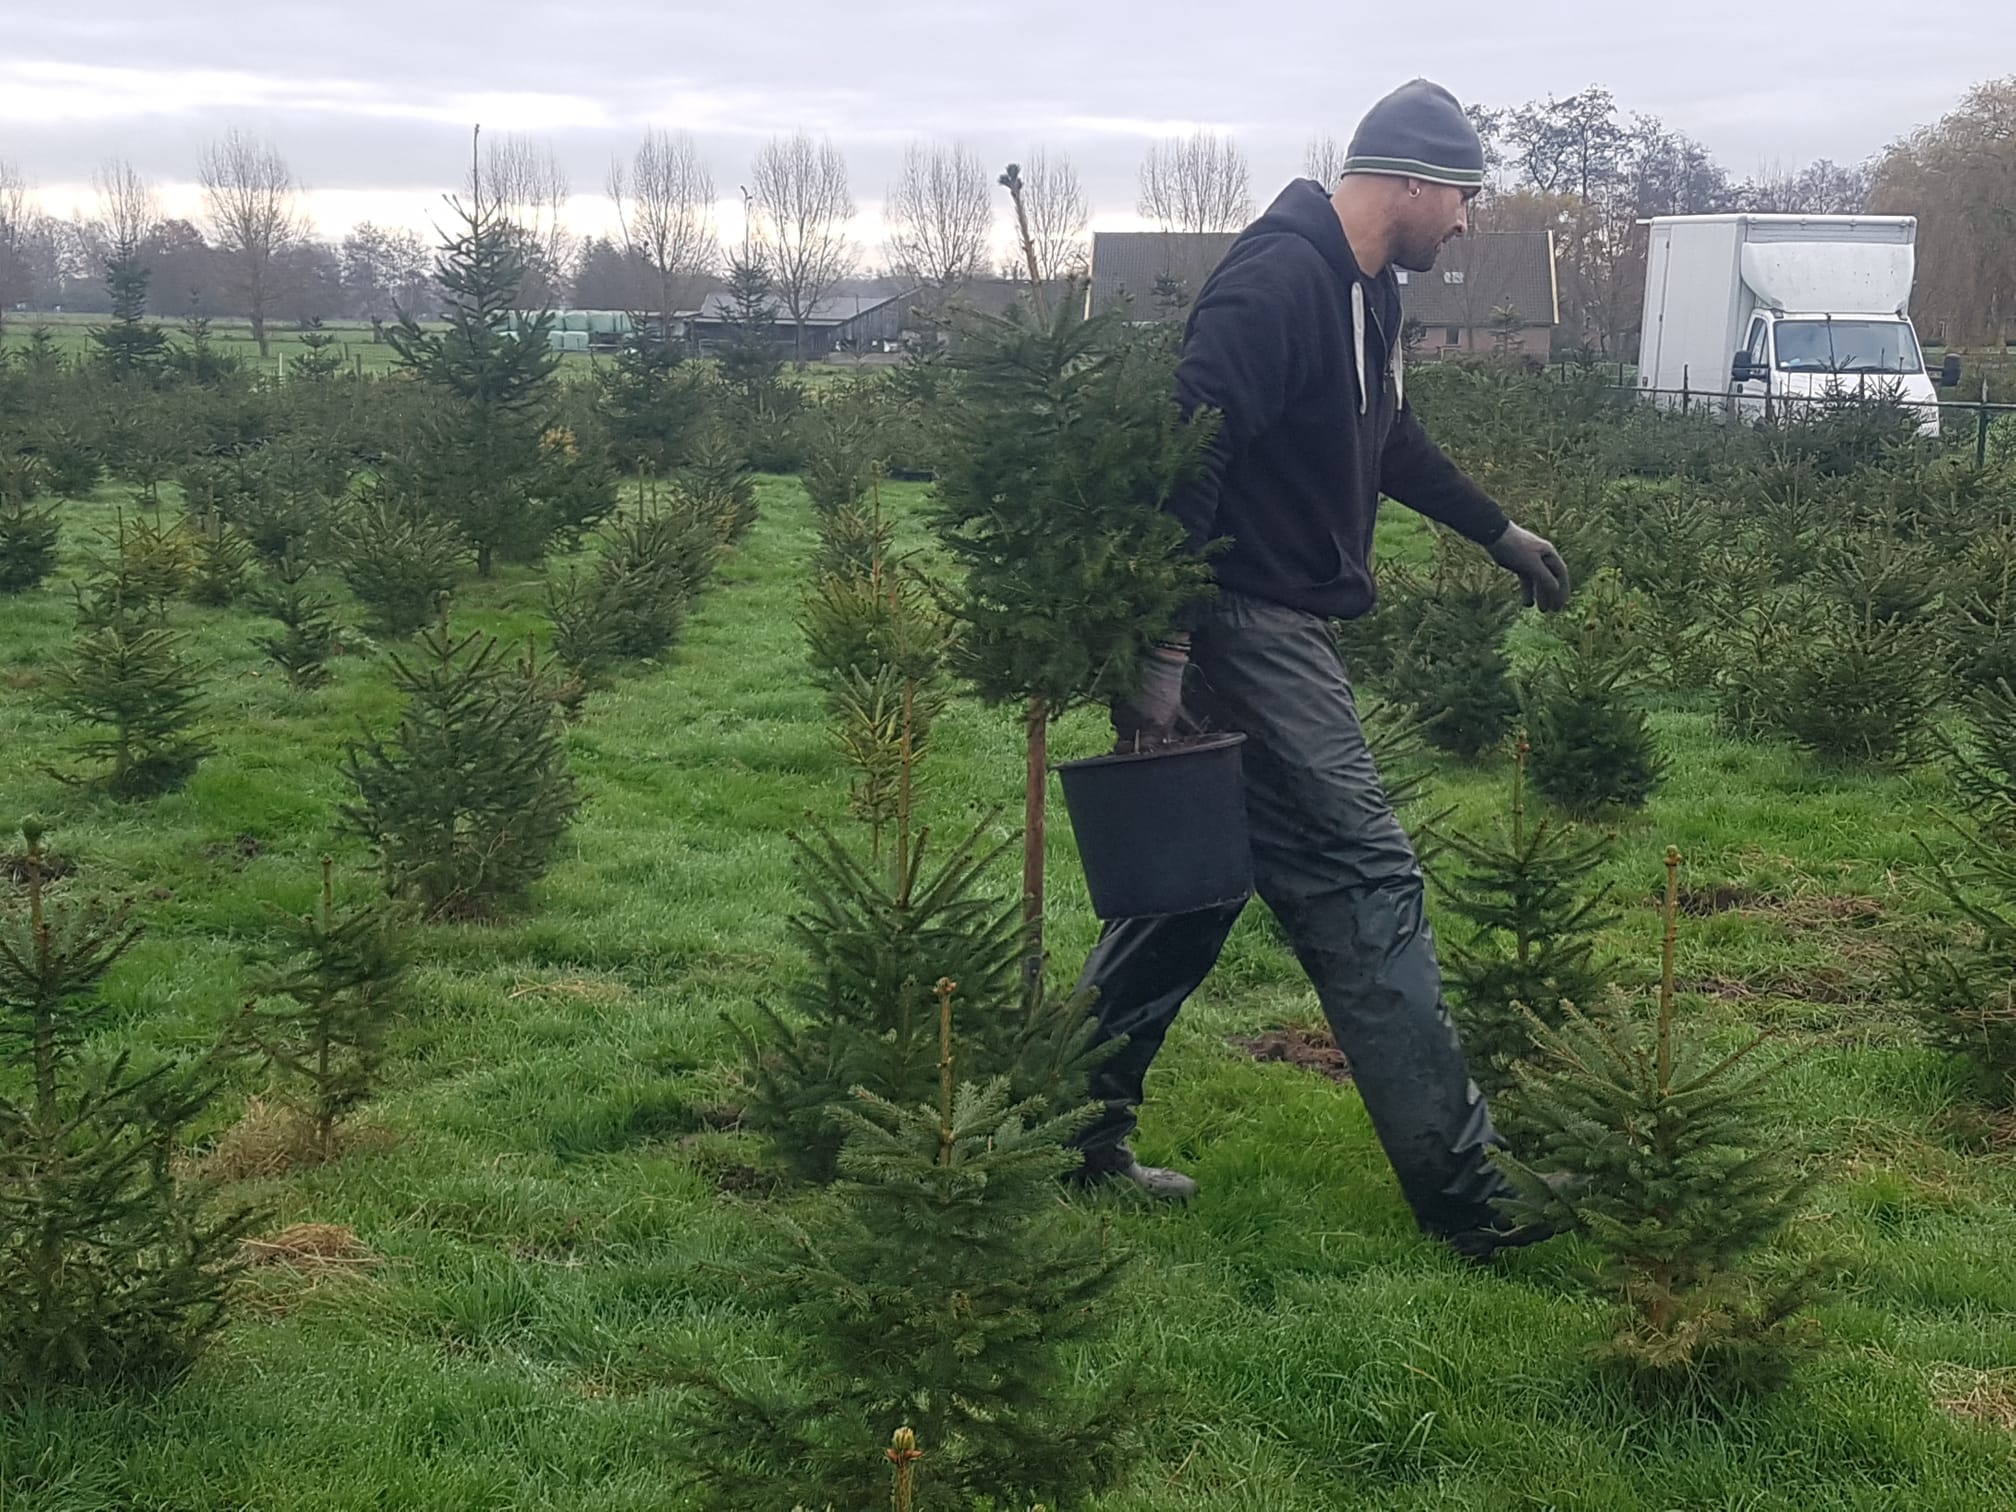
1250, 177, 1365, 288
1243, 178, 1398, 416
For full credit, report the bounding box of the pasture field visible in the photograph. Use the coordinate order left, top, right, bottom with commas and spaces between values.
3, 471, 2015, 1510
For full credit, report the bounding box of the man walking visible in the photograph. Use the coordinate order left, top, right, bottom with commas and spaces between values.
1070, 80, 1572, 1262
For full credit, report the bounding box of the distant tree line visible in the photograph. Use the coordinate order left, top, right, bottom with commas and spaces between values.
1, 76, 2008, 351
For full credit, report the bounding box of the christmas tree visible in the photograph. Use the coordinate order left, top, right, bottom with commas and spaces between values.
676, 421, 759, 544
0, 464, 59, 595
1893, 800, 2016, 1113
249, 552, 341, 691
1520, 571, 1666, 814
339, 610, 580, 920
1427, 742, 1615, 1100
597, 332, 712, 476
51, 601, 210, 798
687, 982, 1134, 1511
547, 490, 719, 681
90, 246, 168, 381
1494, 848, 1823, 1399
331, 491, 466, 638
737, 812, 1097, 1184
78, 510, 193, 628
1770, 581, 1938, 769
1939, 678, 2016, 835
931, 168, 1215, 979
0, 823, 260, 1393
716, 253, 785, 401
1391, 540, 1520, 760
387, 139, 609, 575
244, 857, 407, 1162
183, 514, 256, 608
292, 328, 346, 382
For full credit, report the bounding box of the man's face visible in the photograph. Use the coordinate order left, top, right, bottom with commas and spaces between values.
1392, 182, 1475, 273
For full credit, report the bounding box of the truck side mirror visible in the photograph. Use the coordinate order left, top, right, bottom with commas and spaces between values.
1940, 352, 1962, 388
1731, 354, 1758, 384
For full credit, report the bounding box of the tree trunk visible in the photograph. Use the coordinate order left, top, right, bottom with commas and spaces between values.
476, 541, 494, 579
1022, 696, 1048, 998
252, 305, 269, 359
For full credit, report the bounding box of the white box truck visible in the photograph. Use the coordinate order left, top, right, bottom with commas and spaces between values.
1636, 214, 1961, 437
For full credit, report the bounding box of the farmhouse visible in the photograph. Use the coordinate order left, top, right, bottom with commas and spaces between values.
1088, 227, 1560, 360
1395, 230, 1560, 360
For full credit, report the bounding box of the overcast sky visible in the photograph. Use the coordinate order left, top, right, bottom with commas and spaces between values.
4, 0, 2009, 251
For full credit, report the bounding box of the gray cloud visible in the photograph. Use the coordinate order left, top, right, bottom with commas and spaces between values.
5, 0, 2008, 229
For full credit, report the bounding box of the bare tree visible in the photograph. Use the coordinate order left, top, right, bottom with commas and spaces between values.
474, 133, 575, 307
1019, 147, 1090, 284
607, 128, 717, 326
1137, 130, 1254, 234
750, 131, 858, 359
1303, 134, 1349, 188
93, 158, 158, 264
885, 140, 992, 297
198, 129, 302, 356
0, 160, 42, 332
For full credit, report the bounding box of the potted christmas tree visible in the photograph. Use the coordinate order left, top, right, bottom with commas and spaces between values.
930, 164, 1220, 981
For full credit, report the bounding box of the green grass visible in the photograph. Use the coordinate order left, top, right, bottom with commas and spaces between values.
0, 313, 870, 387
3, 481, 2016, 1509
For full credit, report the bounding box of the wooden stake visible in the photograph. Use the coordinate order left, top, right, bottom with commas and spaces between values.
1023, 697, 1047, 1000
1659, 845, 1682, 1090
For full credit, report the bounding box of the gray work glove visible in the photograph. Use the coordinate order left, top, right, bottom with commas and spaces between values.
1487, 523, 1572, 612
1111, 642, 1193, 751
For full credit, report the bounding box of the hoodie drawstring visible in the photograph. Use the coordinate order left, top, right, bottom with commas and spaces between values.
1351, 282, 1368, 416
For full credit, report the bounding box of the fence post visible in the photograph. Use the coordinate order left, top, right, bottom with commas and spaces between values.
1980, 378, 1993, 471
1681, 365, 1690, 415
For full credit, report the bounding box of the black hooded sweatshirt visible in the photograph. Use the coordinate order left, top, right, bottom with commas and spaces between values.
1168, 179, 1509, 621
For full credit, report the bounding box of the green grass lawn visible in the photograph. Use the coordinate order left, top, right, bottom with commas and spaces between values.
3, 480, 2016, 1509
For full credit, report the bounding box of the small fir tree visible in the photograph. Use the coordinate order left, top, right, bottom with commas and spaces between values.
1939, 678, 2016, 835
1740, 520, 1939, 766
292, 329, 345, 382
687, 982, 1135, 1512
249, 552, 341, 691
183, 514, 256, 608
1494, 848, 1824, 1400
0, 473, 60, 595
1391, 540, 1521, 759
330, 491, 465, 638
1332, 558, 1424, 688
932, 176, 1216, 978
716, 254, 785, 400
90, 249, 168, 381
387, 150, 597, 576
244, 857, 407, 1162
50, 603, 210, 798
677, 421, 759, 543
598, 333, 712, 476
1426, 742, 1615, 1100
339, 610, 580, 920
1892, 806, 2016, 1112
79, 510, 193, 627
1521, 571, 1666, 813
0, 823, 260, 1393
800, 399, 878, 517
547, 490, 719, 681
1941, 529, 2016, 698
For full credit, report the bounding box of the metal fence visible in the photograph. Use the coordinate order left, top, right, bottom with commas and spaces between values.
1554, 366, 2016, 469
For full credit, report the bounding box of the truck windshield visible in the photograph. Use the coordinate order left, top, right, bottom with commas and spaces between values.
1773, 319, 1924, 375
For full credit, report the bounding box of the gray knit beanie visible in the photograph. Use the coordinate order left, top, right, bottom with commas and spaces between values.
1341, 79, 1485, 188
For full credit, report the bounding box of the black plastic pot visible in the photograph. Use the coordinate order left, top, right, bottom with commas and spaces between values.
1054, 732, 1253, 920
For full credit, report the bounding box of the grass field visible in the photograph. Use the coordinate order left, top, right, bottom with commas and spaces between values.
3, 478, 2016, 1509
0, 314, 877, 388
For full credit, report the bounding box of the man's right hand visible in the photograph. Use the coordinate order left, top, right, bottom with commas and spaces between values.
1111, 642, 1191, 751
